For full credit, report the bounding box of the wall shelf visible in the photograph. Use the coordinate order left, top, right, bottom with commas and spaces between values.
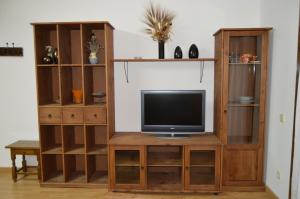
113, 58, 215, 83
113, 58, 215, 62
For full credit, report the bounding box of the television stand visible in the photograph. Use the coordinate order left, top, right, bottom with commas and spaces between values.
109, 132, 221, 192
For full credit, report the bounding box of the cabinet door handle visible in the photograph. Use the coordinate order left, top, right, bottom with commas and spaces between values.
71, 114, 75, 118
185, 166, 189, 170
141, 166, 144, 170
94, 114, 97, 118
48, 114, 52, 118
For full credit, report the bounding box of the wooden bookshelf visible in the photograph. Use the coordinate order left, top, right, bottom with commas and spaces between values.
33, 21, 114, 187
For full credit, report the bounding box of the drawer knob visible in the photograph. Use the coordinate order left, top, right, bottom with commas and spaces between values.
48, 114, 52, 118
71, 114, 75, 118
185, 166, 189, 170
94, 114, 97, 118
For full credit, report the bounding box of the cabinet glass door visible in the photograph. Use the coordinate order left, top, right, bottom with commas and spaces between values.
185, 146, 220, 191
111, 146, 145, 190
227, 34, 262, 144
115, 150, 140, 184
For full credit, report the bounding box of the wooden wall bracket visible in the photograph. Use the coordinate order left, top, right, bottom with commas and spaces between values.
0, 47, 23, 56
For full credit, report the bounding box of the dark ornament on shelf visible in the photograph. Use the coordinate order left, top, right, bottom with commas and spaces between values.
158, 41, 165, 59
188, 44, 199, 59
42, 45, 58, 64
174, 46, 183, 59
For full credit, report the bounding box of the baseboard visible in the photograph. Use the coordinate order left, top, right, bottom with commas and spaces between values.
266, 185, 279, 199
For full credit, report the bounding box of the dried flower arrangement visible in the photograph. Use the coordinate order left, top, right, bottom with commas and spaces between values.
87, 33, 100, 53
143, 2, 175, 42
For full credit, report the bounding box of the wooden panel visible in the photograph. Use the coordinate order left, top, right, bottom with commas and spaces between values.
223, 148, 258, 185
109, 133, 220, 146
84, 107, 107, 124
42, 154, 64, 183
105, 24, 115, 139
214, 31, 225, 143
64, 154, 86, 183
86, 125, 107, 155
39, 107, 61, 124
62, 108, 83, 124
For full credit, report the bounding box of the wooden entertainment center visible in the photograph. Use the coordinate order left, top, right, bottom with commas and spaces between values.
33, 22, 271, 192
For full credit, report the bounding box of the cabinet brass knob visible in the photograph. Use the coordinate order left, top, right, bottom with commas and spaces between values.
94, 114, 97, 118
71, 114, 75, 118
48, 114, 52, 118
185, 166, 189, 170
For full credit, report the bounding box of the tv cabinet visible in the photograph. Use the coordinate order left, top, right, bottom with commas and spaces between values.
33, 21, 114, 187
109, 133, 221, 193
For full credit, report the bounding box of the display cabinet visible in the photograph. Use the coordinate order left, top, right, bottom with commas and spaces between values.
33, 21, 114, 187
214, 28, 271, 190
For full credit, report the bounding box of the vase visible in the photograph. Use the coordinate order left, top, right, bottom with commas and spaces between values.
174, 46, 183, 59
158, 41, 165, 59
89, 52, 98, 64
189, 44, 199, 58
72, 89, 83, 104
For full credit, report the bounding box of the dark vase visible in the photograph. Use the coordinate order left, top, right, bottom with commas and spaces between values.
174, 46, 183, 59
158, 41, 165, 59
189, 44, 199, 58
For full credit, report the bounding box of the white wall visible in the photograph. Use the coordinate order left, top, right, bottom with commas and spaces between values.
0, 0, 261, 167
261, 0, 300, 198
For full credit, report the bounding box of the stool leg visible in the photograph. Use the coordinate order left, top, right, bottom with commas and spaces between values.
22, 154, 27, 172
11, 153, 17, 182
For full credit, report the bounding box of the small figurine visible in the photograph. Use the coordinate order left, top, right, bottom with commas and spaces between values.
42, 45, 58, 64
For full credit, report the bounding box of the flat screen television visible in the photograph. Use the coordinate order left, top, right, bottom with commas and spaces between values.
141, 90, 205, 135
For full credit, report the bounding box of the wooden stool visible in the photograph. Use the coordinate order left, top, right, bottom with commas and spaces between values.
5, 140, 40, 182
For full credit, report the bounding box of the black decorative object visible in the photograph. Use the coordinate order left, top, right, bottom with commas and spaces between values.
189, 44, 199, 58
158, 41, 165, 59
174, 46, 183, 59
42, 45, 58, 64
0, 42, 23, 56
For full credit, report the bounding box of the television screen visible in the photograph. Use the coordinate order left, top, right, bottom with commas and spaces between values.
141, 90, 205, 133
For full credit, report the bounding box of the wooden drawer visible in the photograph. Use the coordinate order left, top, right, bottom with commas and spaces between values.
39, 107, 61, 124
84, 107, 107, 124
62, 108, 84, 124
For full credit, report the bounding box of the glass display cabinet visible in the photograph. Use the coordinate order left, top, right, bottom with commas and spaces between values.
214, 28, 271, 189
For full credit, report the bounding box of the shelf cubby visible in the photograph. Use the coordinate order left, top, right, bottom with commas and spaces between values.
82, 23, 105, 65
84, 66, 106, 105
115, 166, 140, 184
37, 66, 60, 105
147, 166, 182, 190
147, 146, 182, 167
63, 125, 85, 154
190, 167, 215, 185
86, 126, 107, 155
115, 150, 140, 166
87, 155, 108, 184
190, 151, 215, 167
61, 66, 83, 105
34, 24, 58, 65
40, 125, 62, 154
65, 154, 86, 183
42, 154, 64, 183
59, 24, 82, 65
